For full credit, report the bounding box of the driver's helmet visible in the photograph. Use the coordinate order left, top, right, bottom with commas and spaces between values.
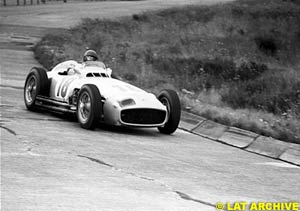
83, 50, 99, 62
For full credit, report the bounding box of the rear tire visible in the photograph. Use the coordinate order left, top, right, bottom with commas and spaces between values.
24, 67, 49, 111
157, 89, 181, 134
77, 84, 102, 130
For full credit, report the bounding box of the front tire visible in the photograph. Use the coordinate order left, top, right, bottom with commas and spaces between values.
77, 84, 102, 130
157, 89, 181, 134
24, 67, 49, 111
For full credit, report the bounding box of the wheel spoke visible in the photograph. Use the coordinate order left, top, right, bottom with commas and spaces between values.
79, 102, 84, 110
85, 102, 91, 112
80, 108, 85, 119
78, 92, 91, 122
25, 76, 37, 103
161, 97, 170, 114
31, 87, 36, 97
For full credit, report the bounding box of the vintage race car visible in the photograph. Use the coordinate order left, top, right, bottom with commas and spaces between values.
24, 60, 181, 134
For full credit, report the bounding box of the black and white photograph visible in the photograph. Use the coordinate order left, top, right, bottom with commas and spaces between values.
1, 0, 300, 210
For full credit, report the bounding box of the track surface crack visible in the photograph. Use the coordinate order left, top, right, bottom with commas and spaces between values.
175, 191, 215, 207
78, 155, 214, 207
77, 155, 113, 168
0, 125, 17, 136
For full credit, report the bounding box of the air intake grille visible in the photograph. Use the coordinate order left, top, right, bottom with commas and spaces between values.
121, 109, 166, 125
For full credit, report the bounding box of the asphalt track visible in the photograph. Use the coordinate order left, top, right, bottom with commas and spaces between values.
1, 1, 300, 210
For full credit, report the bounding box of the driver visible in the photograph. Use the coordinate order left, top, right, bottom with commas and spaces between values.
82, 49, 106, 69
83, 49, 98, 62
66, 49, 112, 76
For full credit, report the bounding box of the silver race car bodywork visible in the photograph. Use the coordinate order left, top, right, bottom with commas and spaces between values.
24, 60, 181, 134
